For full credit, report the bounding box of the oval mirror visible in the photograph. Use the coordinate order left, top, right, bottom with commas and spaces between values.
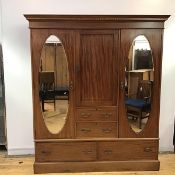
39, 35, 69, 134
125, 35, 153, 133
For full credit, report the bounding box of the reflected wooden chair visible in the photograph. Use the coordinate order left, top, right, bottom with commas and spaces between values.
125, 80, 153, 129
39, 71, 56, 111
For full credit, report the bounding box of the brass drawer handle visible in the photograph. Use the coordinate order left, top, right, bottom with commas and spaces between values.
41, 150, 51, 154
104, 150, 112, 154
81, 128, 91, 133
87, 109, 96, 111
80, 113, 91, 118
83, 150, 93, 154
101, 113, 112, 118
102, 128, 112, 133
144, 147, 152, 152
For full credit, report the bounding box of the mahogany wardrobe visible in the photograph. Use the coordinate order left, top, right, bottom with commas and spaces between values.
25, 15, 169, 174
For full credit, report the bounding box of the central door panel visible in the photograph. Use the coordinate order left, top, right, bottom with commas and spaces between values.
76, 30, 118, 107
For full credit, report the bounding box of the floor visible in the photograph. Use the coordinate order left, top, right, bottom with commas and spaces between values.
43, 100, 68, 134
0, 151, 175, 175
128, 117, 148, 133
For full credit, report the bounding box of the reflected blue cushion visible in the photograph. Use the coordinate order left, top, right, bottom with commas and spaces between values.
125, 98, 150, 109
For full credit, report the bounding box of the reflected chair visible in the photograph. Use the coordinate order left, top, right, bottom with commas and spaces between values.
125, 80, 153, 129
39, 71, 56, 111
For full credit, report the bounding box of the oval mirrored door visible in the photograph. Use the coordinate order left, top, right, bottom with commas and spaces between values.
39, 35, 69, 134
125, 35, 154, 133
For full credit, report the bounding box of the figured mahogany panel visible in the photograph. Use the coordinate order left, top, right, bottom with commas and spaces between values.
77, 30, 118, 106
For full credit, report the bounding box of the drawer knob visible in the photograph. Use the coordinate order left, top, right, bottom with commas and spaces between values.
81, 128, 91, 133
144, 147, 152, 152
104, 149, 113, 154
102, 128, 112, 133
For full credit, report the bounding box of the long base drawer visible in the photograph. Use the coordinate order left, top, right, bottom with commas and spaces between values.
98, 140, 158, 161
36, 142, 96, 162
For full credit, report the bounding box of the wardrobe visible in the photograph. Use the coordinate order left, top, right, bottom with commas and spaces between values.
25, 15, 169, 174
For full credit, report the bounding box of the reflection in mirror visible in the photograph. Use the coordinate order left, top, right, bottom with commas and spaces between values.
125, 35, 153, 133
39, 35, 69, 134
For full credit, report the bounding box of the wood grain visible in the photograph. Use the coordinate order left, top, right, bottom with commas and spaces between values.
77, 30, 118, 106
34, 161, 160, 173
24, 15, 169, 174
76, 107, 117, 121
24, 15, 170, 29
76, 122, 118, 138
31, 29, 75, 139
36, 142, 96, 162
98, 140, 158, 161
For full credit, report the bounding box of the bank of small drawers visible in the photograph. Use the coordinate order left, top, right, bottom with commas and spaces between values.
36, 140, 158, 162
76, 107, 118, 138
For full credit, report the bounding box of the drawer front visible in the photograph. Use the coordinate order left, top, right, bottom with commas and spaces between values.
36, 142, 96, 162
76, 108, 117, 121
76, 122, 118, 138
98, 140, 158, 161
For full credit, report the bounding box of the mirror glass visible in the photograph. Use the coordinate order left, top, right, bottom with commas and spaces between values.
125, 35, 154, 133
39, 35, 69, 134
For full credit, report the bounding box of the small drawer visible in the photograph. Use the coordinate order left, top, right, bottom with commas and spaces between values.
76, 108, 117, 121
36, 142, 96, 162
98, 140, 158, 161
76, 122, 118, 138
